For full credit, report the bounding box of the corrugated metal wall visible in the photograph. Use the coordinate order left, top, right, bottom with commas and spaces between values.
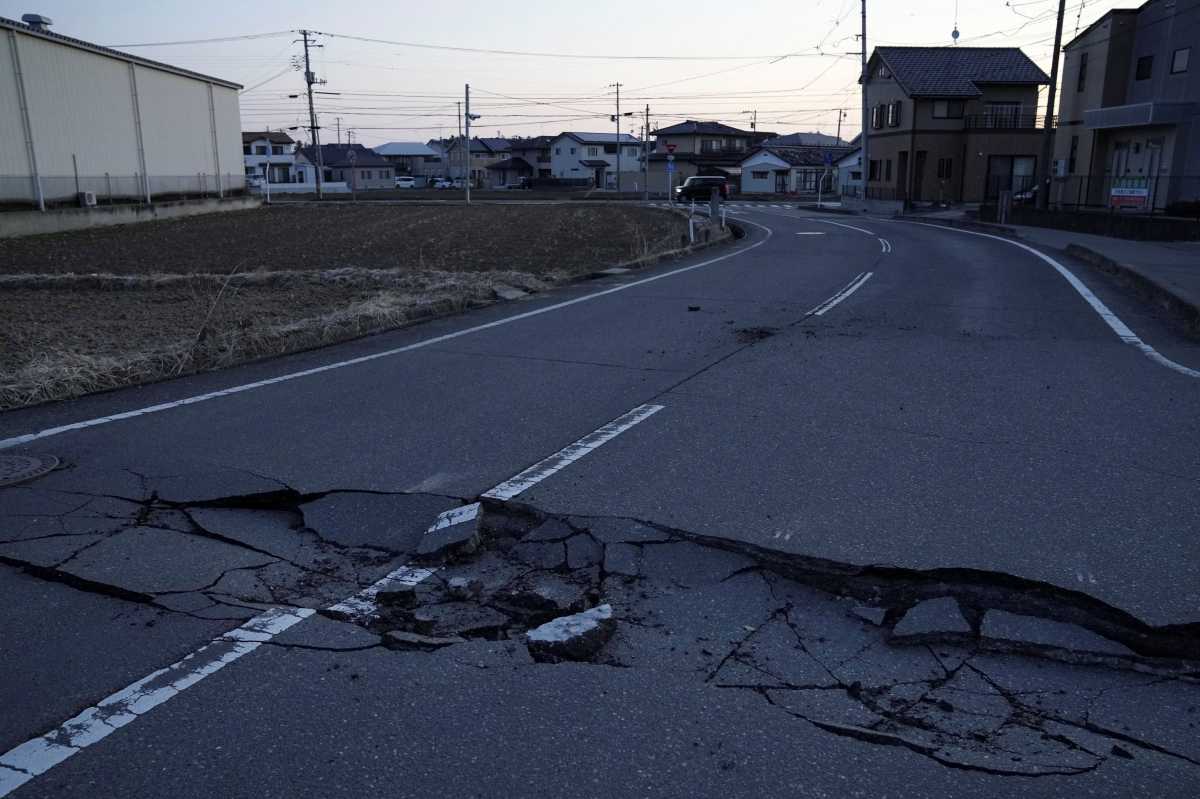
0, 25, 242, 203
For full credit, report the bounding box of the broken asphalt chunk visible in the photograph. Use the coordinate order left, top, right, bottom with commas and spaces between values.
526, 604, 616, 662
446, 576, 484, 600
410, 602, 510, 637
981, 610, 1133, 656
850, 605, 889, 626
385, 630, 468, 650
415, 503, 483, 559
891, 597, 971, 640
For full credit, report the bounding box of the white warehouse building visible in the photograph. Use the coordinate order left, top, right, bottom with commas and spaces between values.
0, 14, 244, 209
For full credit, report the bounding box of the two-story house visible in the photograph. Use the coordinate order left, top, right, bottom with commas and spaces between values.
442, 137, 511, 188
489, 135, 554, 186
374, 142, 443, 186
860, 47, 1051, 204
296, 144, 394, 191
1056, 0, 1198, 211
549, 132, 643, 189
242, 131, 300, 184
646, 121, 774, 192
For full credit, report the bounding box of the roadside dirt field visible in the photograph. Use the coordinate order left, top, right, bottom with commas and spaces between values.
0, 204, 697, 409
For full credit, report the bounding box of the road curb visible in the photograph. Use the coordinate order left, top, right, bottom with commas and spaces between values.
1064, 243, 1200, 336
891, 214, 1017, 235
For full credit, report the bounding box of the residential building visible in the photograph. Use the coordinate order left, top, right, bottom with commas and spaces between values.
374, 141, 443, 185
549, 132, 643, 189
0, 14, 244, 208
835, 145, 863, 197
242, 131, 299, 184
498, 135, 554, 181
647, 120, 774, 192
296, 144, 394, 190
443, 137, 511, 187
859, 46, 1051, 204
739, 145, 850, 194
1056, 0, 1199, 210
760, 132, 850, 148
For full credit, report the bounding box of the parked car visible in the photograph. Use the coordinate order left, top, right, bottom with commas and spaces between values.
452, 178, 466, 189
394, 176, 416, 189
431, 178, 453, 189
674, 175, 729, 201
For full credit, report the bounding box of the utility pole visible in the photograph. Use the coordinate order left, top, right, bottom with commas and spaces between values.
300, 29, 324, 199
464, 84, 480, 205
836, 109, 846, 143
859, 1, 869, 204
455, 101, 463, 184
643, 104, 650, 202
611, 81, 623, 194
1036, 0, 1066, 210
336, 117, 342, 145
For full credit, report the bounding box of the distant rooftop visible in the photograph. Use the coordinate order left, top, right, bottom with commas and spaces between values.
871, 46, 1050, 98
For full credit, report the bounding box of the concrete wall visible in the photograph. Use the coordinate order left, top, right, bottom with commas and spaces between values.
0, 196, 261, 238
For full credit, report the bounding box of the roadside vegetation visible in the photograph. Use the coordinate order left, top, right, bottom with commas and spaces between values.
0, 204, 693, 409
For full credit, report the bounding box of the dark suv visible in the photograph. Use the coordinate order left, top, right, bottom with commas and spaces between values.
674, 175, 729, 201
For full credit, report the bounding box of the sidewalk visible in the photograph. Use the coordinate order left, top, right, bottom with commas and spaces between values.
894, 209, 1200, 332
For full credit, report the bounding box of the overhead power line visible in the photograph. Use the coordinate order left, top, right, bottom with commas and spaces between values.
107, 31, 294, 48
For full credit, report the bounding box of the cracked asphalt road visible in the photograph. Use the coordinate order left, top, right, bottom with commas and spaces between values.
1, 207, 1199, 797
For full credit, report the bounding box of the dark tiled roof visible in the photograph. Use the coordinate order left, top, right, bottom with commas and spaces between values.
652, 120, 755, 136
507, 136, 554, 150
243, 131, 294, 145
487, 157, 533, 171
762, 132, 849, 148
873, 47, 1050, 97
747, 146, 853, 167
298, 144, 392, 168
579, 159, 611, 167
562, 132, 640, 145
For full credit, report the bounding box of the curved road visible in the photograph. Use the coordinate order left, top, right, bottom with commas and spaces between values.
2, 206, 1198, 796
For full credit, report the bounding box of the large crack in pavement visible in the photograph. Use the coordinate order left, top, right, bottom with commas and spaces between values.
3, 472, 1199, 781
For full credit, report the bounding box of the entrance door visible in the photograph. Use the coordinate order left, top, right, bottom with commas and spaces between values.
774, 172, 787, 193
913, 151, 927, 201
897, 151, 909, 201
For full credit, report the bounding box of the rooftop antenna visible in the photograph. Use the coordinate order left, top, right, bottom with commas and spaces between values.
951, 0, 960, 44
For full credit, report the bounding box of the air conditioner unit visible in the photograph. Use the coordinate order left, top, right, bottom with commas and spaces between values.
77, 191, 97, 207
1052, 159, 1068, 178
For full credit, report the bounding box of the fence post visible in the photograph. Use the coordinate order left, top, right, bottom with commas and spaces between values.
105, 172, 112, 205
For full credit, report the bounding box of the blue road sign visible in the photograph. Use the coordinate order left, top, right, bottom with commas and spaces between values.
666, 162, 675, 173
823, 151, 833, 166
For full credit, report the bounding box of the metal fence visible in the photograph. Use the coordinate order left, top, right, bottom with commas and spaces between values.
991, 173, 1200, 216
0, 173, 248, 211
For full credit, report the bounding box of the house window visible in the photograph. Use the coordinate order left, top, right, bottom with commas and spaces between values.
1068, 135, 1079, 173
936, 157, 953, 180
751, 170, 769, 180
871, 105, 883, 129
255, 145, 268, 155
701, 139, 723, 153
1077, 51, 1088, 92
555, 147, 562, 155
271, 145, 285, 155
242, 144, 251, 155
884, 159, 892, 182
588, 147, 599, 156
1171, 47, 1190, 74
868, 160, 881, 181
875, 63, 891, 78
932, 100, 964, 119
295, 169, 305, 183
569, 147, 576, 154
625, 147, 638, 157
887, 101, 901, 127
1135, 55, 1153, 80
850, 170, 862, 181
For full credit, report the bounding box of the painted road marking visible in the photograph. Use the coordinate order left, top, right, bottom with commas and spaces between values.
483, 403, 663, 501
808, 272, 874, 316
883, 219, 1200, 380
0, 607, 313, 798
795, 232, 825, 236
0, 400, 670, 793
813, 219, 876, 236
878, 238, 892, 253
0, 224, 773, 451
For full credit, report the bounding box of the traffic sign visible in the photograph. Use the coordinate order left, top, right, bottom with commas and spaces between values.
666, 143, 676, 154
666, 154, 675, 162
823, 150, 833, 166
666, 161, 675, 173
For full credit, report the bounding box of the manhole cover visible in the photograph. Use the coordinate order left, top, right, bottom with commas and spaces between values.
0, 454, 60, 487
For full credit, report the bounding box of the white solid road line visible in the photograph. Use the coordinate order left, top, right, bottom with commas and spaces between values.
0, 400, 670, 794
883, 219, 1200, 380
0, 607, 314, 798
0, 223, 774, 451
795, 232, 826, 236
808, 272, 875, 316
812, 219, 876, 236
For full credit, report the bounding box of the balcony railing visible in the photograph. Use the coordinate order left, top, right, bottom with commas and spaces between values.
964, 113, 1056, 130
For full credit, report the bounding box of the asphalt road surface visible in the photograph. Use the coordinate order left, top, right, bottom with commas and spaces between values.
2, 206, 1199, 797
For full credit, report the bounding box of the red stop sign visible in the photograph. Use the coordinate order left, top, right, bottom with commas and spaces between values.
665, 143, 676, 153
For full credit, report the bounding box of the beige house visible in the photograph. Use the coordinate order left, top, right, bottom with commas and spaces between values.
860, 47, 1051, 205
297, 144, 394, 191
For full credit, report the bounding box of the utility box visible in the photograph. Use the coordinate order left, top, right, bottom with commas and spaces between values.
77, 191, 97, 207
